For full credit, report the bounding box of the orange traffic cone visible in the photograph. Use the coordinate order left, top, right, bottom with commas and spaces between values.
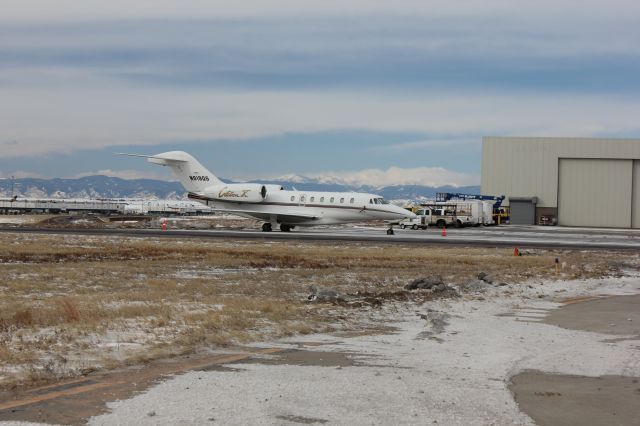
513, 247, 519, 256
441, 227, 447, 237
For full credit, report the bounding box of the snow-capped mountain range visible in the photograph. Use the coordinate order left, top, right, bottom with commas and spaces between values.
0, 175, 480, 202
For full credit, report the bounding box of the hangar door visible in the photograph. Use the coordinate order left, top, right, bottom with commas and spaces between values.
509, 198, 537, 225
558, 158, 633, 228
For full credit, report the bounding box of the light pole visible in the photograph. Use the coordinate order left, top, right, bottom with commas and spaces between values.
11, 176, 14, 199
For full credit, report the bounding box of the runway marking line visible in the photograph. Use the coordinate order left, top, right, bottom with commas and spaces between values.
0, 381, 126, 411
560, 295, 609, 305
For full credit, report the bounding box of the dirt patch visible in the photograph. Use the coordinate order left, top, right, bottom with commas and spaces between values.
415, 310, 451, 342
275, 414, 329, 424
37, 215, 108, 228
510, 371, 640, 426
241, 349, 362, 368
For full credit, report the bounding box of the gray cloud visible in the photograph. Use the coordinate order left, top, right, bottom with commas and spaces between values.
2, 1, 638, 24
0, 0, 638, 166
2, 12, 638, 95
1, 87, 639, 158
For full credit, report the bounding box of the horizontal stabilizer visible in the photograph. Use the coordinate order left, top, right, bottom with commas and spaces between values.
117, 150, 221, 192
115, 152, 188, 163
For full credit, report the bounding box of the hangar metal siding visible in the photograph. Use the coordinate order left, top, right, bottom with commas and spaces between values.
633, 160, 640, 228
481, 137, 640, 208
481, 138, 555, 207
481, 137, 640, 228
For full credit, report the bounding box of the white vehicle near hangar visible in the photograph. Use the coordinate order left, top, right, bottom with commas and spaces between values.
119, 151, 415, 232
398, 199, 495, 230
444, 199, 495, 226
435, 192, 501, 226
398, 205, 461, 230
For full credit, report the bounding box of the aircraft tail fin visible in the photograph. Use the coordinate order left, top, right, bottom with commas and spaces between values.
116, 151, 222, 193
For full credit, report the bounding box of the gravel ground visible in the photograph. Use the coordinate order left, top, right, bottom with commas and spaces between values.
1, 266, 637, 426
69, 275, 640, 425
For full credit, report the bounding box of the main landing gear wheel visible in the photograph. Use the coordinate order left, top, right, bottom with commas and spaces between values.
261, 223, 272, 232
280, 224, 292, 232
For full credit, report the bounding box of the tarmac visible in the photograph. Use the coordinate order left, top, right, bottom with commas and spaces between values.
2, 224, 640, 250
510, 294, 640, 426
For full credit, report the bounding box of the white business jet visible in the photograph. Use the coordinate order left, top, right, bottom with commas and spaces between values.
119, 151, 415, 232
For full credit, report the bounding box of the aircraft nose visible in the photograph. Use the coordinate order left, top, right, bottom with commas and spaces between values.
394, 206, 415, 218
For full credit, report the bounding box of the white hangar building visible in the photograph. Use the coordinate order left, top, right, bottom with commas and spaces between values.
481, 137, 640, 228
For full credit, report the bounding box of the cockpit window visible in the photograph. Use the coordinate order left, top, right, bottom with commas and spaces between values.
377, 198, 389, 204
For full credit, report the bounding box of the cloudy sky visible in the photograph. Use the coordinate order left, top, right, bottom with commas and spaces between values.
1, 0, 639, 186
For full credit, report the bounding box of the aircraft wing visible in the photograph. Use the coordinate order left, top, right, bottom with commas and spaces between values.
209, 208, 318, 223
187, 192, 318, 223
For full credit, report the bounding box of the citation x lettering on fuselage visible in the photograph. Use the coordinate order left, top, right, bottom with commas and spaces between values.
117, 151, 415, 232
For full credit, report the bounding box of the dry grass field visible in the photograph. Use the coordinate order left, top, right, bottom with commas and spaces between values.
0, 232, 628, 390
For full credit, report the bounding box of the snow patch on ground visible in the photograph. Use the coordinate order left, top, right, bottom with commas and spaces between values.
0, 216, 42, 224
79, 275, 640, 426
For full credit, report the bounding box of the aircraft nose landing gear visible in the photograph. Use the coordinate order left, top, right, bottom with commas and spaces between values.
261, 223, 273, 232
386, 226, 395, 235
280, 224, 292, 232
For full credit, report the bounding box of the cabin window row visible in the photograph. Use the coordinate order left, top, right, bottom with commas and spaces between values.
289, 196, 356, 204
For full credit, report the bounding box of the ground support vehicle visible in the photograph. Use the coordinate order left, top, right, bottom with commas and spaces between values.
401, 205, 470, 229
436, 192, 505, 225
399, 209, 430, 229
493, 207, 510, 225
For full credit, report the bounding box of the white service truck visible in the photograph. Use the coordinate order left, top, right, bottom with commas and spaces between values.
398, 208, 431, 229
435, 192, 501, 226
398, 205, 469, 229
438, 200, 494, 226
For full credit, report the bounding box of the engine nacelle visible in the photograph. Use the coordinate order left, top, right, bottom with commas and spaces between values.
205, 183, 267, 203
263, 184, 284, 192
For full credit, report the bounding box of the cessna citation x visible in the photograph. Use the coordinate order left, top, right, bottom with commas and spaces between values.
119, 151, 415, 232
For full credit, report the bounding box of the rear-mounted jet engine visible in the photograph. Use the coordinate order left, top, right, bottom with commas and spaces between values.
206, 183, 267, 203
